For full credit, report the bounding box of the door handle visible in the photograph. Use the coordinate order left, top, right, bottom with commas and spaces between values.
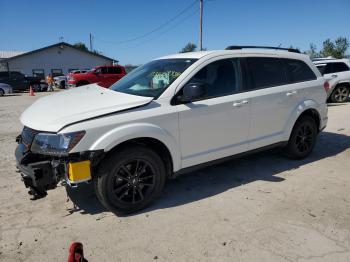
331, 74, 338, 78
233, 100, 249, 107
286, 91, 297, 97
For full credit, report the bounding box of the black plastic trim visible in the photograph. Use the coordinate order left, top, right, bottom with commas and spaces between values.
173, 142, 287, 177
225, 45, 301, 53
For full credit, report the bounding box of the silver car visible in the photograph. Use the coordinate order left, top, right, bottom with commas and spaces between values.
0, 83, 13, 96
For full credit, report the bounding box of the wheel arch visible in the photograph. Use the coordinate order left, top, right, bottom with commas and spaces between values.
89, 123, 181, 173
283, 100, 323, 141
101, 137, 174, 179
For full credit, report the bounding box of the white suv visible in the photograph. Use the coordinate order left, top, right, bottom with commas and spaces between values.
16, 46, 328, 213
313, 58, 350, 103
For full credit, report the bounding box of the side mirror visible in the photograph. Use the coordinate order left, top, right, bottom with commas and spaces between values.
180, 82, 206, 103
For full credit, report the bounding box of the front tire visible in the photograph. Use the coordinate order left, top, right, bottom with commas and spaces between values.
94, 146, 166, 214
330, 85, 349, 103
284, 116, 318, 160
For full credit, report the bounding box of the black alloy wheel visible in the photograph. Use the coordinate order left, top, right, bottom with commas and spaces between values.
284, 115, 317, 159
94, 145, 166, 214
112, 159, 156, 204
295, 124, 314, 154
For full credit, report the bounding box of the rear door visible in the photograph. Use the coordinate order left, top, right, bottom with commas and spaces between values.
95, 67, 110, 87
323, 62, 350, 83
243, 57, 311, 149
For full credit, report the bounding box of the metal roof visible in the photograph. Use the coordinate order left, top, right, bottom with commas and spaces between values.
0, 50, 26, 59
1, 42, 117, 62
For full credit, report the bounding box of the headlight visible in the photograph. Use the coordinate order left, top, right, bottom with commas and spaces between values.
31, 131, 85, 156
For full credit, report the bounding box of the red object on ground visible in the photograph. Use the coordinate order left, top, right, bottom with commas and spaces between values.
67, 65, 126, 88
67, 242, 88, 262
29, 86, 35, 96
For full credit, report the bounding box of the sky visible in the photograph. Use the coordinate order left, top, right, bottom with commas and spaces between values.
0, 0, 349, 65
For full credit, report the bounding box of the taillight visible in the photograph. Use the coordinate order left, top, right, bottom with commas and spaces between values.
323, 81, 330, 92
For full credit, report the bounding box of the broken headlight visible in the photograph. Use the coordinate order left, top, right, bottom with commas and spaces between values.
31, 131, 85, 156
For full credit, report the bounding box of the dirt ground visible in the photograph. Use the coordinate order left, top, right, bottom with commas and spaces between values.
1, 92, 350, 262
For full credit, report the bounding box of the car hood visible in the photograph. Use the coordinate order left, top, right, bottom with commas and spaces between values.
20, 84, 153, 132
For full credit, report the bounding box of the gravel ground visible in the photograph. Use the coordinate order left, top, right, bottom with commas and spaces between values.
1, 92, 350, 262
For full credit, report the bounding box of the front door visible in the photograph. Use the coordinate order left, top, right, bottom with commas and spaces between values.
176, 58, 250, 168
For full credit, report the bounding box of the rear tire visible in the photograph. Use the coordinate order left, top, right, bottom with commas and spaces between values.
284, 116, 318, 160
330, 85, 349, 103
94, 145, 166, 214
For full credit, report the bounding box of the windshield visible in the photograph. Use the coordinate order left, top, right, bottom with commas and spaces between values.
110, 58, 197, 97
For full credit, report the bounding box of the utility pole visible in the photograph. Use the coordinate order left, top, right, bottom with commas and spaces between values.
89, 33, 93, 52
199, 0, 203, 51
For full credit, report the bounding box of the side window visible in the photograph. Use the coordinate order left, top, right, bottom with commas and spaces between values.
189, 59, 240, 99
331, 62, 349, 73
316, 64, 326, 75
11, 72, 24, 79
0, 72, 9, 78
102, 67, 109, 74
323, 63, 333, 74
246, 57, 288, 89
108, 67, 122, 74
284, 59, 316, 83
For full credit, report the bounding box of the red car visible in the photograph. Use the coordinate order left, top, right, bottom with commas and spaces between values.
67, 65, 126, 88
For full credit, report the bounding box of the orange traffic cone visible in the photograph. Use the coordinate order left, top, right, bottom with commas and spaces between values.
29, 86, 35, 96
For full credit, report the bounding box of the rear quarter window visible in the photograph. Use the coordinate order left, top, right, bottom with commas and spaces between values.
283, 59, 317, 83
331, 62, 349, 73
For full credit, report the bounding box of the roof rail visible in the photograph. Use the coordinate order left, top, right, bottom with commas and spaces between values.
225, 45, 301, 53
312, 57, 336, 61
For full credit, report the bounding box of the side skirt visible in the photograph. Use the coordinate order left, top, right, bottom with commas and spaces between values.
173, 141, 287, 178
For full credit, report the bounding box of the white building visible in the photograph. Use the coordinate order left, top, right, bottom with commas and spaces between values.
0, 42, 117, 78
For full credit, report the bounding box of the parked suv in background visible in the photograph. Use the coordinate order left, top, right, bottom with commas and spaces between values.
67, 65, 126, 88
313, 58, 350, 103
0, 71, 44, 92
16, 46, 328, 213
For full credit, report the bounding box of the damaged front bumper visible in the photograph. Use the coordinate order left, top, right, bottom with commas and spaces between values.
15, 136, 103, 200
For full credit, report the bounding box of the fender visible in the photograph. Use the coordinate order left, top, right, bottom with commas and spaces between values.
335, 80, 350, 86
89, 123, 181, 171
282, 99, 323, 141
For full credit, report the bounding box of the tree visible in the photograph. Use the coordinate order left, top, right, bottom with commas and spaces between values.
73, 42, 89, 51
180, 42, 197, 53
319, 37, 349, 58
304, 43, 319, 59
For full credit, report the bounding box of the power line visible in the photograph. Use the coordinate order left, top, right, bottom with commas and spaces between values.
110, 8, 199, 51
95, 0, 198, 46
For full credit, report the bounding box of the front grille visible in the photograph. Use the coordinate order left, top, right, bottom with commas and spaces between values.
21, 126, 39, 149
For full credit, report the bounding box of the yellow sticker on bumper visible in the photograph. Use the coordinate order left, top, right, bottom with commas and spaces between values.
68, 160, 91, 183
